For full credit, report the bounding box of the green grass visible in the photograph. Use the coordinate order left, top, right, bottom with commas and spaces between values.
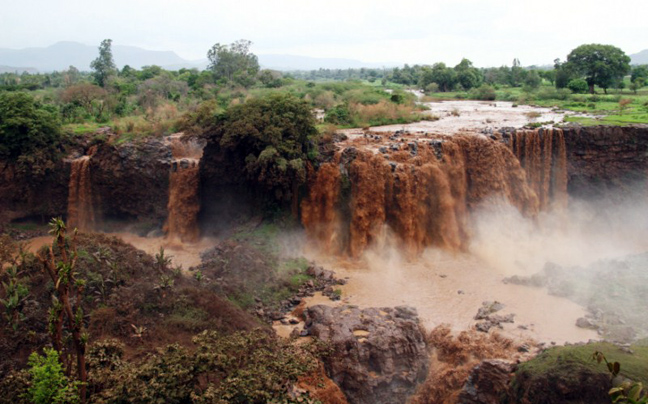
63, 122, 105, 136
517, 342, 648, 385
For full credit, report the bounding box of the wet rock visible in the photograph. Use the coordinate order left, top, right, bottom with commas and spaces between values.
306, 305, 428, 404
576, 317, 598, 329
408, 142, 418, 155
458, 359, 515, 404
475, 301, 505, 320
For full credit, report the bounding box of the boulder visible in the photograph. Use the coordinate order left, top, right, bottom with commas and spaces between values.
305, 305, 428, 404
459, 359, 515, 404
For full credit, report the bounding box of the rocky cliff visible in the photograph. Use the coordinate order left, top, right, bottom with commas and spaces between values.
89, 138, 171, 226
562, 125, 648, 199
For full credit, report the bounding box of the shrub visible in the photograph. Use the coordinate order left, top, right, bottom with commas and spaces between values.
470, 84, 496, 100
425, 83, 439, 94
0, 92, 61, 162
27, 348, 79, 404
567, 78, 589, 94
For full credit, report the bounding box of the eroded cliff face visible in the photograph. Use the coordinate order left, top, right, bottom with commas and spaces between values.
198, 138, 255, 236
302, 134, 539, 257
561, 125, 648, 198
0, 160, 68, 225
90, 138, 171, 226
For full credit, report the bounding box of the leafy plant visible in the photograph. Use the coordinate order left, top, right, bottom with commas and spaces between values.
26, 348, 79, 404
594, 351, 647, 404
38, 218, 88, 404
0, 266, 30, 330
154, 246, 173, 272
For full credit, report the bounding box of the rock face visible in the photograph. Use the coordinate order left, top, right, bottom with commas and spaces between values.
458, 359, 515, 404
199, 140, 254, 235
91, 138, 171, 225
305, 305, 429, 404
0, 159, 69, 224
561, 125, 648, 199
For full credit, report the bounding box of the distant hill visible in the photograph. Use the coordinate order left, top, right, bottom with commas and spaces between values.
0, 41, 200, 72
0, 41, 396, 73
630, 49, 648, 65
257, 54, 396, 71
0, 65, 38, 74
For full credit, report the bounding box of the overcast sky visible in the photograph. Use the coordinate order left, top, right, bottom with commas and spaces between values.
1, 0, 646, 67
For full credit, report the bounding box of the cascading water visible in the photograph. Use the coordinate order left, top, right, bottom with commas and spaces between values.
166, 136, 203, 242
67, 153, 96, 231
301, 134, 540, 257
510, 128, 568, 210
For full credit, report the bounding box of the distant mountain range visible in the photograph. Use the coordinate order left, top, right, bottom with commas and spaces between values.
630, 49, 648, 65
0, 41, 396, 73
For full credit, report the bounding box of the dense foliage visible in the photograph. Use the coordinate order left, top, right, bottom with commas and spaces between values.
565, 44, 631, 94
191, 93, 318, 203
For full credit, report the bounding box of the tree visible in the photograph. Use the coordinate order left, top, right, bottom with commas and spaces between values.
630, 78, 646, 94
90, 39, 117, 87
565, 44, 631, 94
194, 93, 318, 210
427, 63, 457, 92
61, 83, 107, 116
631, 65, 648, 84
523, 70, 542, 90
0, 92, 61, 162
38, 219, 88, 404
454, 58, 483, 90
207, 39, 259, 87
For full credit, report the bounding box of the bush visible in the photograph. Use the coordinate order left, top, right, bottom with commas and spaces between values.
27, 348, 79, 404
425, 83, 439, 94
471, 84, 496, 100
567, 78, 589, 94
0, 92, 61, 162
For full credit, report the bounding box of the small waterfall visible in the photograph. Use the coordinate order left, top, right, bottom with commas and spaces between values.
67, 155, 95, 231
510, 128, 568, 210
166, 136, 203, 242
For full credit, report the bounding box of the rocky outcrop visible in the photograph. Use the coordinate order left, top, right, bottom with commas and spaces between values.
90, 138, 171, 225
199, 140, 255, 236
305, 305, 429, 404
561, 125, 648, 199
0, 159, 68, 225
458, 359, 515, 404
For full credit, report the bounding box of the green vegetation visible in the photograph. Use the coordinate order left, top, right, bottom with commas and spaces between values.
564, 44, 631, 94
516, 342, 648, 386
0, 92, 61, 176
90, 39, 117, 88
27, 348, 79, 404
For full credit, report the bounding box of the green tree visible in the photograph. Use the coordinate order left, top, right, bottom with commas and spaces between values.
0, 92, 61, 162
523, 70, 542, 90
454, 58, 483, 90
565, 44, 631, 94
427, 63, 457, 92
207, 39, 259, 87
630, 78, 646, 94
195, 93, 318, 210
90, 39, 117, 87
631, 65, 648, 85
